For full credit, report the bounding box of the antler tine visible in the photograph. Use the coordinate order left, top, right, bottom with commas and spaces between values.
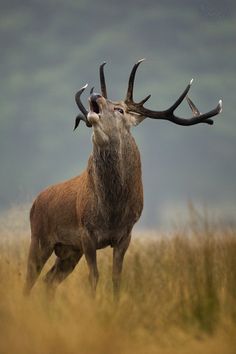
74, 114, 85, 131
99, 62, 108, 98
126, 58, 146, 102
186, 95, 200, 116
185, 94, 213, 125
168, 79, 193, 113
74, 84, 92, 129
137, 94, 151, 106
75, 84, 88, 117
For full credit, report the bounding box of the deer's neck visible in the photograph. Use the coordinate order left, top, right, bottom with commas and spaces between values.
89, 133, 142, 217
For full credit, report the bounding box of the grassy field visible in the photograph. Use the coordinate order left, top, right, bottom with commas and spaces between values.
0, 208, 236, 354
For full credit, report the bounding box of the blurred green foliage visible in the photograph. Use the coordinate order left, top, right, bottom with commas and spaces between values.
0, 0, 235, 227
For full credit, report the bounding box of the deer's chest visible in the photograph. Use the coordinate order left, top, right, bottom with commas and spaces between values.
86, 185, 143, 233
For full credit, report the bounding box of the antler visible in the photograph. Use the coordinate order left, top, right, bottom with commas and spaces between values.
74, 62, 108, 130
100, 62, 108, 98
125, 59, 222, 126
74, 84, 92, 129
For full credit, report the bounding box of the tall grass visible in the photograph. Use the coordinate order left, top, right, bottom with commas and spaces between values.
0, 208, 236, 354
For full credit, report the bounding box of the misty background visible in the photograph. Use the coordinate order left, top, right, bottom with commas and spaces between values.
0, 0, 235, 230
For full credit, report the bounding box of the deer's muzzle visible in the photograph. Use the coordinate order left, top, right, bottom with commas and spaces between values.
88, 93, 103, 125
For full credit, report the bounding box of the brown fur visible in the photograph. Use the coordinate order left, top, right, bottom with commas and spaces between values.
24, 96, 144, 299
24, 58, 222, 299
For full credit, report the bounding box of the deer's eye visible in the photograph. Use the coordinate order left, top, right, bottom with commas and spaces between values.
114, 107, 124, 114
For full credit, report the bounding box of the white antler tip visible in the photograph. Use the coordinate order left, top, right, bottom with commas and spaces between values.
138, 58, 146, 63
190, 78, 194, 85
82, 83, 88, 89
219, 99, 223, 112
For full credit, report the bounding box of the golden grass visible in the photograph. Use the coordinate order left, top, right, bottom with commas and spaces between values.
0, 209, 236, 354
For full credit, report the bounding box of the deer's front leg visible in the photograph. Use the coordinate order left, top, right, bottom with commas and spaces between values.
112, 234, 131, 302
81, 231, 99, 297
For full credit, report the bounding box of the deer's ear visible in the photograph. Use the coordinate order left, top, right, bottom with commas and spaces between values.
128, 112, 145, 127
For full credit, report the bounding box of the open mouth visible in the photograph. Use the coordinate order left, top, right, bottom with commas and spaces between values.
91, 100, 100, 114
87, 94, 101, 125
89, 93, 101, 114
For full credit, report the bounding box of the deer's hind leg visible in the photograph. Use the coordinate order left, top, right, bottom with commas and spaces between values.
24, 237, 53, 296
43, 243, 82, 298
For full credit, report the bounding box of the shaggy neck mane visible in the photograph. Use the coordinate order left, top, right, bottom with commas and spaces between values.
88, 133, 142, 226
93, 138, 126, 203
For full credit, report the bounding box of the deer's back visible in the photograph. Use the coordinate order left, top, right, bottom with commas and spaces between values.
30, 171, 88, 244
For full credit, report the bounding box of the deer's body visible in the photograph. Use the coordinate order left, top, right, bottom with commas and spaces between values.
25, 115, 143, 298
24, 60, 222, 299
30, 134, 142, 249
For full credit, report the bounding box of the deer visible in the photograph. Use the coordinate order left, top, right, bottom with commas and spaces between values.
24, 59, 222, 300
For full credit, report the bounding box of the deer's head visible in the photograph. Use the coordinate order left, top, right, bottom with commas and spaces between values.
74, 59, 222, 147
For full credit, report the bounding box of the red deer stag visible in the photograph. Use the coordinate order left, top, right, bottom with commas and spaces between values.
24, 59, 222, 299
